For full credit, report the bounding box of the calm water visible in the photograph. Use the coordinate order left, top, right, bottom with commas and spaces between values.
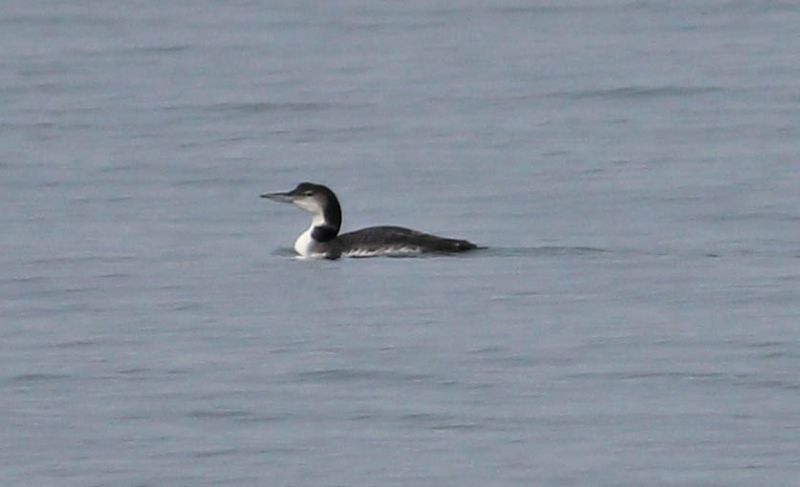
2, 1, 799, 485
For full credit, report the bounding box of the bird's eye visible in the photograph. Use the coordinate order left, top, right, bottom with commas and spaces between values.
304, 191, 313, 196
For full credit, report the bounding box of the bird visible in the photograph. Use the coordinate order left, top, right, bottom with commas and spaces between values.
261, 182, 480, 259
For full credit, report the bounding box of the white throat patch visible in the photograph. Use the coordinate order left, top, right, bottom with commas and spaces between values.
290, 196, 334, 258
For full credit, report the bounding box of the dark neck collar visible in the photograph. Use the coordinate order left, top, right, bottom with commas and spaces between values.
312, 192, 342, 242
311, 224, 339, 242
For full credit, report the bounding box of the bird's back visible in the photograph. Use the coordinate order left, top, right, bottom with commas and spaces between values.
335, 225, 477, 257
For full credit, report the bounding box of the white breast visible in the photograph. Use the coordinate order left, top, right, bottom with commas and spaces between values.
294, 226, 325, 258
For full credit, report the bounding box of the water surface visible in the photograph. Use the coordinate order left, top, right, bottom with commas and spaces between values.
2, 1, 799, 485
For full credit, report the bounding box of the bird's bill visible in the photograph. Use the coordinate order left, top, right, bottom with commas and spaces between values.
260, 192, 295, 203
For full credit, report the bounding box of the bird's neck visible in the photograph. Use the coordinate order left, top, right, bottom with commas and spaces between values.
308, 211, 339, 242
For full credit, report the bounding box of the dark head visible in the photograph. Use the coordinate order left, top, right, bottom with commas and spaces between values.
261, 182, 342, 234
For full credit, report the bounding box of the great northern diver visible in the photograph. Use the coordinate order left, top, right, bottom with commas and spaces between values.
261, 182, 479, 259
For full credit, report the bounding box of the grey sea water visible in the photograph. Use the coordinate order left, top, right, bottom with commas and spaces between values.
2, 1, 799, 485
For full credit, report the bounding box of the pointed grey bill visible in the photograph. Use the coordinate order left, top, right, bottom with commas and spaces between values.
261, 192, 295, 203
